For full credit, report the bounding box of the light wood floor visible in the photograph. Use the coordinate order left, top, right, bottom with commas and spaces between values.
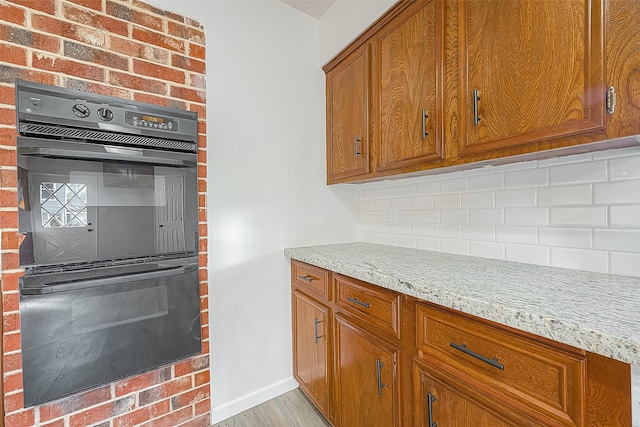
210, 388, 331, 427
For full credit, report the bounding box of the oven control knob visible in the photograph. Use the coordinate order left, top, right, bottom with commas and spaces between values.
72, 104, 90, 118
97, 107, 114, 122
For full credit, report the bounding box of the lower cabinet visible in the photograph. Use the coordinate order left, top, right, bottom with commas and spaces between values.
334, 315, 398, 427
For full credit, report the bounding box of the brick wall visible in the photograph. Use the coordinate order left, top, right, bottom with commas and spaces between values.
0, 1, 210, 426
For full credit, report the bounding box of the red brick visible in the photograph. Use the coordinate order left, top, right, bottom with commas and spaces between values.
197, 119, 206, 135
113, 399, 170, 427
3, 330, 21, 352
64, 78, 132, 100
32, 54, 104, 82
11, 0, 55, 14
197, 149, 206, 164
197, 135, 206, 149
199, 281, 208, 297
110, 71, 167, 95
162, 8, 184, 24
141, 406, 192, 427
3, 370, 23, 393
197, 164, 206, 179
4, 351, 22, 372
0, 85, 15, 106
4, 390, 24, 413
198, 209, 206, 223
132, 26, 185, 53
63, 3, 129, 36
189, 73, 205, 90
0, 43, 27, 66
201, 325, 209, 341
178, 413, 211, 427
130, 0, 168, 17
189, 103, 205, 118
133, 59, 184, 84
5, 409, 35, 427
32, 31, 61, 53
0, 3, 26, 25
69, 396, 136, 427
171, 385, 209, 410
2, 252, 20, 269
185, 17, 203, 30
198, 224, 207, 238
0, 169, 17, 187
175, 355, 210, 378
0, 188, 17, 206
172, 54, 205, 73
4, 291, 19, 312
168, 21, 204, 44
201, 340, 209, 354
1, 272, 21, 291
194, 398, 210, 416
189, 43, 205, 61
32, 14, 106, 47
138, 377, 192, 406
41, 419, 66, 427
106, 1, 164, 31
110, 36, 169, 64
63, 40, 128, 70
0, 107, 15, 126
198, 194, 205, 209
0, 64, 57, 85
114, 366, 171, 397
197, 178, 206, 193
0, 209, 18, 228
66, 0, 102, 11
39, 384, 112, 421
200, 296, 208, 311
133, 92, 186, 110
0, 145, 16, 164
170, 86, 205, 104
194, 370, 209, 387
4, 311, 20, 332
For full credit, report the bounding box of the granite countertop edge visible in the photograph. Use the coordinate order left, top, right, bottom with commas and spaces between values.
284, 242, 640, 366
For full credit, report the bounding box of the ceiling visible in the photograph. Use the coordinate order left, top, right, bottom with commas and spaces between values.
280, 0, 335, 19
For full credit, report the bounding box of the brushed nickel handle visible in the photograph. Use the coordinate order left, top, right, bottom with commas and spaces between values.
450, 342, 504, 370
427, 392, 437, 427
376, 359, 386, 396
473, 89, 481, 126
354, 135, 361, 157
422, 109, 429, 139
313, 317, 322, 344
298, 275, 314, 283
346, 296, 370, 309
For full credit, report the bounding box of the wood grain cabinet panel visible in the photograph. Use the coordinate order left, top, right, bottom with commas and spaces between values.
292, 260, 331, 300
376, 0, 444, 171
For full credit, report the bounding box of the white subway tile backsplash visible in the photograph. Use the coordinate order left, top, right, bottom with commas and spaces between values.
496, 226, 538, 244
549, 207, 606, 227
592, 145, 640, 160
362, 232, 380, 243
538, 227, 592, 249
434, 194, 462, 209
374, 223, 392, 233
390, 223, 411, 235
360, 222, 375, 232
416, 210, 440, 223
441, 238, 470, 255
538, 152, 593, 167
359, 211, 372, 222
395, 184, 416, 197
496, 160, 538, 172
378, 187, 395, 199
495, 189, 536, 207
440, 178, 468, 194
435, 224, 461, 239
396, 234, 417, 249
610, 252, 640, 277
469, 208, 504, 225
434, 171, 461, 181
462, 225, 495, 241
595, 180, 640, 204
468, 173, 503, 191
397, 210, 416, 223
538, 185, 592, 206
415, 181, 440, 195
610, 206, 640, 227
550, 248, 608, 273
594, 230, 640, 253
360, 200, 375, 211
360, 188, 378, 200
392, 197, 413, 210
441, 209, 468, 224
504, 168, 548, 189
462, 191, 494, 208
469, 241, 506, 259
416, 236, 441, 251
371, 211, 387, 223
412, 196, 435, 209
374, 199, 392, 210
461, 165, 497, 176
549, 160, 607, 185
505, 243, 550, 266
505, 207, 548, 226
609, 155, 640, 180
412, 223, 435, 237
378, 233, 396, 246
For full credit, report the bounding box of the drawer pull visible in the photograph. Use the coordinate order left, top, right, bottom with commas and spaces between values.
427, 392, 437, 427
298, 275, 314, 283
376, 359, 386, 396
346, 297, 371, 309
449, 342, 504, 370
313, 317, 322, 344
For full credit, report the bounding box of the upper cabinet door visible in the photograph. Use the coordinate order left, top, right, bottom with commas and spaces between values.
377, 0, 444, 171
459, 0, 605, 156
326, 44, 370, 183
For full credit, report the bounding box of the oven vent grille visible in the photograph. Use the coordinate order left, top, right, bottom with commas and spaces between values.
19, 122, 197, 153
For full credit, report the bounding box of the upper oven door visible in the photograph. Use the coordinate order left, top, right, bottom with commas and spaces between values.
17, 137, 198, 268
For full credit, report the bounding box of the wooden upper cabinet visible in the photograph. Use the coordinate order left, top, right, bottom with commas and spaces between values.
376, 0, 444, 171
458, 0, 605, 156
326, 44, 370, 183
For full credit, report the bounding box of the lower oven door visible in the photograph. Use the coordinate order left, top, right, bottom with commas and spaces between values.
19, 264, 201, 407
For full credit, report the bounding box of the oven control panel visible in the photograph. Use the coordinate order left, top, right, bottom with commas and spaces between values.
124, 111, 178, 132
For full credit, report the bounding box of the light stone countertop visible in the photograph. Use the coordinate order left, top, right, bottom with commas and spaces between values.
284, 242, 640, 366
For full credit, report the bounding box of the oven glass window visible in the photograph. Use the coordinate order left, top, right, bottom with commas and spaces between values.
40, 182, 88, 228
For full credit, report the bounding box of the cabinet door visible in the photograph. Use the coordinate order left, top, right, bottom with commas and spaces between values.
335, 316, 397, 427
327, 44, 370, 183
377, 0, 444, 171
292, 290, 331, 417
414, 358, 546, 427
459, 0, 605, 156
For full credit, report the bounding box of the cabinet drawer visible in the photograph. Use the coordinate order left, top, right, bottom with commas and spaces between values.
416, 304, 586, 426
335, 274, 400, 338
291, 260, 330, 300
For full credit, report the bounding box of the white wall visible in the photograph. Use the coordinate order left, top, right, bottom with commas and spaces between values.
149, 0, 360, 422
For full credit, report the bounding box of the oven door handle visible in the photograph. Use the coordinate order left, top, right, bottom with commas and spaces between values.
18, 147, 196, 167
20, 265, 198, 295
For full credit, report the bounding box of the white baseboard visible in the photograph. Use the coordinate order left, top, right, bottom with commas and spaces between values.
210, 377, 299, 424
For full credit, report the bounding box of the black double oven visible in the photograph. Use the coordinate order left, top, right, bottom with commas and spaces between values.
15, 80, 202, 406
